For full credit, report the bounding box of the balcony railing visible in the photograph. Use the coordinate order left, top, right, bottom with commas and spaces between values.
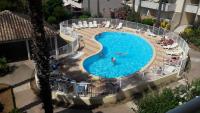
184, 3, 199, 13
63, 0, 82, 8
141, 1, 176, 11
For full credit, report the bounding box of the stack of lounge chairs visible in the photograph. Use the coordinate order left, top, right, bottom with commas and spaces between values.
71, 20, 123, 30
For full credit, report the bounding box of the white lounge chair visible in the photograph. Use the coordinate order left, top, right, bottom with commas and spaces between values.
72, 23, 80, 29
83, 21, 88, 28
78, 21, 84, 28
147, 29, 156, 37
71, 51, 84, 59
93, 21, 98, 28
165, 47, 183, 55
116, 22, 123, 29
105, 21, 110, 28
163, 65, 176, 75
89, 22, 94, 28
163, 42, 178, 49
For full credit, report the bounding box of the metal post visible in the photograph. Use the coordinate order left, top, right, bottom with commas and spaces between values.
25, 40, 31, 60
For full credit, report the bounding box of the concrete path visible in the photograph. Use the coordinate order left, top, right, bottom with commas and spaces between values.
0, 60, 34, 85
187, 49, 200, 82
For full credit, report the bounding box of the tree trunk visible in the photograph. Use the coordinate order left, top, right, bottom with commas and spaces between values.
28, 0, 53, 113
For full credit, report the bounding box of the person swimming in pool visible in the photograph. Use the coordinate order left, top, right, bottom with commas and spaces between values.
111, 57, 116, 65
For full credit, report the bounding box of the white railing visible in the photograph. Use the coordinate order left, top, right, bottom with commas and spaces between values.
60, 18, 189, 73
140, 0, 176, 11
58, 18, 190, 97
184, 3, 199, 13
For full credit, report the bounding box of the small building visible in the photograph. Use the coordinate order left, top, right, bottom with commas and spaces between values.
0, 10, 66, 62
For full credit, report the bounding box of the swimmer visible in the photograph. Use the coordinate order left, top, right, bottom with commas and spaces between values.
111, 57, 116, 64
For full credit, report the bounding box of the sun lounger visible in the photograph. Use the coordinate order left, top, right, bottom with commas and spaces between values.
89, 22, 94, 28
78, 21, 84, 28
163, 65, 176, 75
165, 47, 183, 55
147, 29, 156, 37
93, 21, 98, 28
105, 21, 110, 28
116, 22, 123, 29
71, 51, 84, 59
83, 21, 88, 28
163, 42, 178, 49
72, 23, 80, 29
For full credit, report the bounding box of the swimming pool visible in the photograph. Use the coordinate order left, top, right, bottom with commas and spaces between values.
83, 32, 154, 78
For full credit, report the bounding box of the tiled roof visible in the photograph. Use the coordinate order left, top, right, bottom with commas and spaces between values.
0, 10, 57, 42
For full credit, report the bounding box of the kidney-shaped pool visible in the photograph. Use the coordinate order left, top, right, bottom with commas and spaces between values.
83, 32, 154, 78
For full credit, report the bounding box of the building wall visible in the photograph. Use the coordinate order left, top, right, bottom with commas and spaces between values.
83, 0, 124, 17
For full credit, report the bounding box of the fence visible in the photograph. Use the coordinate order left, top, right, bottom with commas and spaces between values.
58, 18, 190, 97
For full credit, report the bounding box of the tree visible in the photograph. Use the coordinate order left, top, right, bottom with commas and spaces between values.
28, 0, 53, 113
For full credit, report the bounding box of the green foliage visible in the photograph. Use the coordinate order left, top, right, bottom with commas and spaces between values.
141, 18, 156, 26
127, 11, 141, 22
0, 57, 9, 76
160, 20, 171, 30
138, 79, 200, 113
0, 0, 28, 13
43, 0, 72, 24
138, 89, 179, 113
116, 5, 141, 22
79, 11, 91, 20
180, 26, 200, 48
0, 102, 4, 112
47, 16, 57, 24
9, 108, 21, 113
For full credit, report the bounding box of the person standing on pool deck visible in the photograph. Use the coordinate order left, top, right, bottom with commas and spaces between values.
111, 57, 116, 65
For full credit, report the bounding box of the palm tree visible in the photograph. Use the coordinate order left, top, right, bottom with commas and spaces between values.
28, 0, 53, 113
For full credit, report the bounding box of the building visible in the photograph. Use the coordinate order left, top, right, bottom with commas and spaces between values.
0, 10, 66, 62
131, 0, 200, 30
63, 0, 124, 17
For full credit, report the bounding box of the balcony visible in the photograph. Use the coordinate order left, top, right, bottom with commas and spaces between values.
184, 4, 198, 13
141, 1, 176, 11
197, 8, 200, 15
63, 0, 83, 8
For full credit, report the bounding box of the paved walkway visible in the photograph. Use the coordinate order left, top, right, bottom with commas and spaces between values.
0, 60, 34, 85
187, 48, 200, 82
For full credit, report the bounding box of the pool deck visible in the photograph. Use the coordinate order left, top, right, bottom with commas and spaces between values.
58, 27, 171, 95
76, 27, 166, 74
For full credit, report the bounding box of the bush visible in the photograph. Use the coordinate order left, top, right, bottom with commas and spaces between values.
9, 108, 21, 113
180, 26, 200, 48
160, 20, 171, 30
0, 57, 9, 76
0, 102, 4, 112
141, 18, 156, 26
137, 79, 200, 113
47, 16, 57, 24
138, 89, 179, 113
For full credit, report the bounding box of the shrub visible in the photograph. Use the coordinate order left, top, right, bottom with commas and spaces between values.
138, 89, 179, 113
160, 20, 171, 30
47, 16, 57, 24
0, 102, 4, 112
0, 57, 9, 76
9, 108, 21, 113
141, 18, 156, 26
180, 26, 200, 48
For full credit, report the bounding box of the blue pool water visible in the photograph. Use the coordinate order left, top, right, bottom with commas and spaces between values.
83, 32, 153, 78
